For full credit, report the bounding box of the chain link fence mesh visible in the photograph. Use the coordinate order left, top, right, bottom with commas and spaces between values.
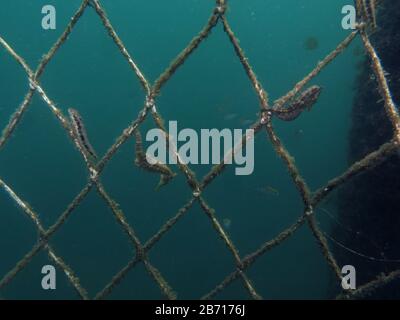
0, 0, 399, 299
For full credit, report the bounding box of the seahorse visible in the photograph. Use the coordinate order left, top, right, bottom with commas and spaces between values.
271, 85, 322, 121
134, 129, 176, 190
68, 108, 98, 159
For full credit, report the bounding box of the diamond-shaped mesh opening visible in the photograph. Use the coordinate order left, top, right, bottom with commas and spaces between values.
98, 0, 216, 82
332, 162, 400, 287
246, 226, 332, 299
0, 0, 399, 300
148, 201, 235, 299
0, 56, 27, 131
0, 192, 36, 277
203, 135, 304, 253
0, 96, 86, 225
50, 187, 133, 292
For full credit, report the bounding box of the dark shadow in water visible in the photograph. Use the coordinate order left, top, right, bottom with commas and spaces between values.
304, 37, 319, 51
334, 0, 400, 299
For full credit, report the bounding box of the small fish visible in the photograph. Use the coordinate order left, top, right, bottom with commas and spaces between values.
272, 85, 322, 121
223, 113, 238, 121
222, 218, 232, 229
240, 119, 253, 127
304, 37, 319, 51
216, 105, 226, 114
68, 108, 97, 159
257, 186, 280, 197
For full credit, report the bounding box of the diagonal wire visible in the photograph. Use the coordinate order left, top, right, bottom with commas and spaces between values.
0, 177, 89, 299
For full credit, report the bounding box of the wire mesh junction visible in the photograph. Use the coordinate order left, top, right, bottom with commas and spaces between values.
0, 0, 399, 300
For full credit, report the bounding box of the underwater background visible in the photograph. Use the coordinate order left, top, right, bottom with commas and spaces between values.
0, 0, 394, 299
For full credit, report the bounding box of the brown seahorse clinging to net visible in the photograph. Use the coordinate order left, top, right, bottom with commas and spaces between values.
271, 85, 322, 121
133, 129, 176, 191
